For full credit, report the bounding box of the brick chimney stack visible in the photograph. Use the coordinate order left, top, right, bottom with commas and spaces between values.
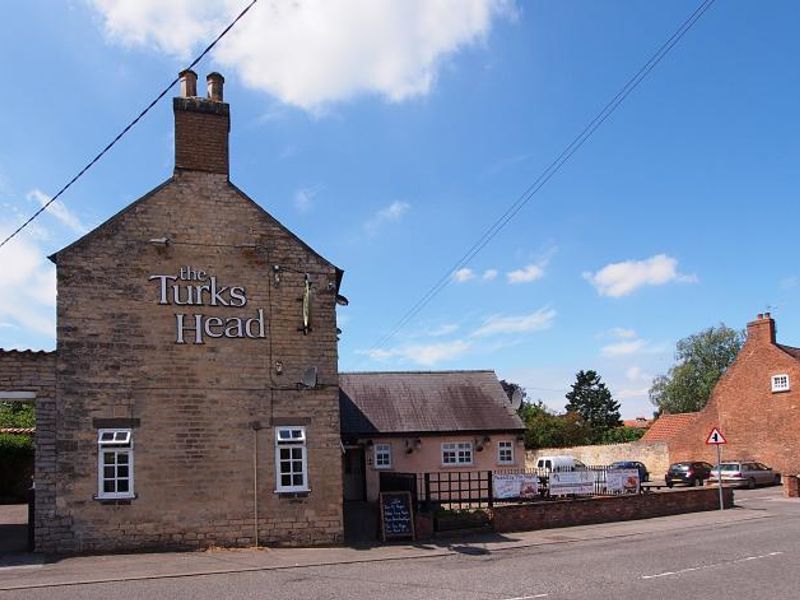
747, 312, 776, 346
174, 70, 230, 176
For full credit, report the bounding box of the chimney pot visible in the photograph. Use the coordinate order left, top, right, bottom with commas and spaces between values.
757, 313, 763, 320
179, 69, 198, 97
207, 72, 225, 102
764, 311, 771, 319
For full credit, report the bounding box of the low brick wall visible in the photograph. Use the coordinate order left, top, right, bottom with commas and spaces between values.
492, 488, 734, 533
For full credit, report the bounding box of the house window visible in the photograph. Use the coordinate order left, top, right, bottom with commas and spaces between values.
498, 441, 514, 465
374, 443, 392, 469
442, 442, 473, 466
275, 426, 309, 493
97, 429, 134, 499
771, 374, 790, 392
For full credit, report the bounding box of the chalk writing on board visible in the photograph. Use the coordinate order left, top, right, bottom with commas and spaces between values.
379, 492, 415, 541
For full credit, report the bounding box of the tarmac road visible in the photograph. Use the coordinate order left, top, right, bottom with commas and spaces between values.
1, 487, 797, 600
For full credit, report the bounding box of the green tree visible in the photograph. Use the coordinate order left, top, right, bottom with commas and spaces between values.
0, 402, 35, 428
649, 324, 744, 413
599, 426, 646, 444
564, 370, 620, 440
518, 401, 595, 449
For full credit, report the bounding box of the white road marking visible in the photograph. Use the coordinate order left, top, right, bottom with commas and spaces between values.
501, 595, 548, 600
641, 551, 784, 580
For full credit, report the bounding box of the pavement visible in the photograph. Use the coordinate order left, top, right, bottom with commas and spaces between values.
2, 487, 792, 592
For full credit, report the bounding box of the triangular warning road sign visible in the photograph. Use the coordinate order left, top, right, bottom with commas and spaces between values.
706, 427, 727, 445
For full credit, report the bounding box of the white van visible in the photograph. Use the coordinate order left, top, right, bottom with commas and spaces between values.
535, 455, 587, 472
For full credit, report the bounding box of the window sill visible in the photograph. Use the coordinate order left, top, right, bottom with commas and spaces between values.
93, 494, 136, 505
771, 388, 790, 393
274, 489, 310, 498
440, 463, 475, 468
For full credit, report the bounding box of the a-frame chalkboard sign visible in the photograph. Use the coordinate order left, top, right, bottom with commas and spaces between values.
379, 491, 415, 542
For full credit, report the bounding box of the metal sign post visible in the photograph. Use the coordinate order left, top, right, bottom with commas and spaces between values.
705, 427, 727, 511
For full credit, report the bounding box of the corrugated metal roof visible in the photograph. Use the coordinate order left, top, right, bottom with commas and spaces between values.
640, 412, 699, 442
339, 370, 525, 436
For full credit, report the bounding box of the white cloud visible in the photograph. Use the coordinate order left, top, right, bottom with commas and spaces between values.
0, 227, 56, 337
27, 188, 86, 233
482, 269, 498, 281
359, 339, 471, 366
583, 254, 697, 297
292, 186, 320, 213
364, 201, 410, 235
471, 307, 555, 337
89, 0, 514, 111
601, 339, 646, 357
506, 262, 545, 284
452, 268, 475, 283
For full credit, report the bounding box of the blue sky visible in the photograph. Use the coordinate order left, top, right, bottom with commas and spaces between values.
1, 1, 799, 418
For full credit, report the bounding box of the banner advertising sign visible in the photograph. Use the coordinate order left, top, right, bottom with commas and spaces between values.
605, 468, 640, 495
493, 473, 539, 500
549, 470, 594, 496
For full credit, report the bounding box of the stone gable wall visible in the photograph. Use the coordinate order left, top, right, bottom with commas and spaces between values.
45, 170, 343, 553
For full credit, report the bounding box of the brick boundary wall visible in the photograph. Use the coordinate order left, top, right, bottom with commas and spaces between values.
491, 488, 734, 534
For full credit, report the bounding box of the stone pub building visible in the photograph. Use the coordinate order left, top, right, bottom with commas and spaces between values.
1, 71, 346, 552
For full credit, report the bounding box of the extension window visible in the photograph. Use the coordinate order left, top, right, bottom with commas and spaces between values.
441, 442, 473, 466
498, 440, 514, 465
374, 443, 392, 469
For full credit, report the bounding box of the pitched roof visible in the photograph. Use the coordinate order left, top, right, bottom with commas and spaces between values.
622, 417, 652, 429
777, 344, 800, 360
640, 412, 699, 442
339, 370, 525, 436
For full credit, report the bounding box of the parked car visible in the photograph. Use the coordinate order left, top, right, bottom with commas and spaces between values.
708, 462, 781, 488
665, 461, 714, 487
535, 455, 588, 472
609, 461, 649, 483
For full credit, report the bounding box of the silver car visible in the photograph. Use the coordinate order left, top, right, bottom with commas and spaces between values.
708, 462, 780, 488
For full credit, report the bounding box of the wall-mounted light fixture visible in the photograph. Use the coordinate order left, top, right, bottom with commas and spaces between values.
336, 294, 349, 306
148, 237, 169, 247
272, 265, 281, 286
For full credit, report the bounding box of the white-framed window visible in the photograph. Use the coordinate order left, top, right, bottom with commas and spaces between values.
275, 426, 309, 493
498, 441, 514, 465
771, 374, 790, 392
97, 429, 134, 499
374, 443, 392, 469
441, 442, 473, 466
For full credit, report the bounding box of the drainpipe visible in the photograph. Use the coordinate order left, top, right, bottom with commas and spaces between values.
251, 421, 262, 548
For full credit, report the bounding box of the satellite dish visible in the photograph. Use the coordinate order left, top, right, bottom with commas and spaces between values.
510, 388, 523, 411
301, 366, 318, 389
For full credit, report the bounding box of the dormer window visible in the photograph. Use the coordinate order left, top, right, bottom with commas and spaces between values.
771, 374, 790, 393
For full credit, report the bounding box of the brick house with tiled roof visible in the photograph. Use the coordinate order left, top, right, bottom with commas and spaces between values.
663, 313, 800, 475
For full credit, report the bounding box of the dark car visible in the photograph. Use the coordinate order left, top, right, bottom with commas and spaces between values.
665, 461, 714, 487
609, 461, 650, 483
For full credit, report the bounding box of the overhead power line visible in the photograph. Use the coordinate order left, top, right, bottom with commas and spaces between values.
0, 0, 259, 252
363, 0, 716, 359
